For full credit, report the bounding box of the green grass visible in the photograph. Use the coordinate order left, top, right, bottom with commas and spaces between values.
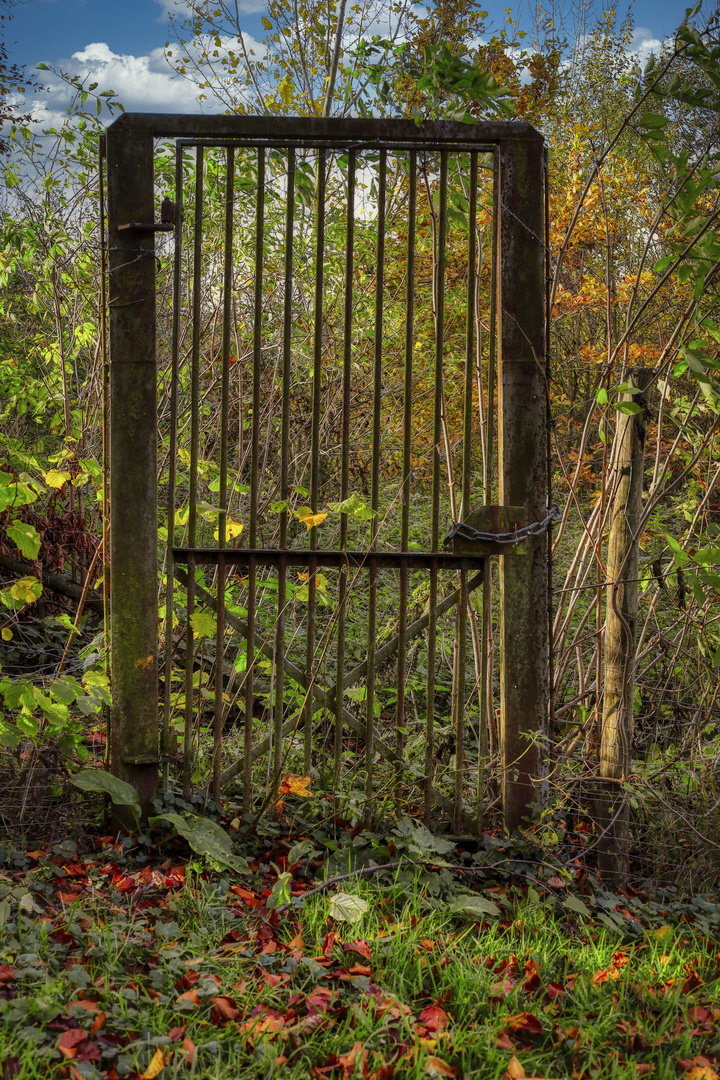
1, 853, 719, 1079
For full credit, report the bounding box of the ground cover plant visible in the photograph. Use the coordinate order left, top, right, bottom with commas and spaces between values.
1, 801, 720, 1079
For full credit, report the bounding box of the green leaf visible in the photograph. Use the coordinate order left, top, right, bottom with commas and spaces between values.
287, 839, 320, 866
189, 611, 216, 639
328, 492, 377, 520
7, 520, 41, 560
150, 812, 250, 873
615, 401, 642, 415
595, 387, 609, 405
266, 871, 292, 909
563, 894, 591, 917
448, 894, 501, 918
0, 718, 22, 749
70, 769, 141, 825
328, 891, 369, 923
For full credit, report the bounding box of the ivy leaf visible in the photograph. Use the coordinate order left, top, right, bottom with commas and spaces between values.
7, 520, 41, 560
563, 895, 591, 918
70, 769, 141, 825
150, 812, 250, 874
328, 892, 369, 924
448, 894, 501, 918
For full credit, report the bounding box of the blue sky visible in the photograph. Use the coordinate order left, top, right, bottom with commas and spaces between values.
2, 0, 711, 121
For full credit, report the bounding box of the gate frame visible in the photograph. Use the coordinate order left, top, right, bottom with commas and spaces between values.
105, 114, 547, 829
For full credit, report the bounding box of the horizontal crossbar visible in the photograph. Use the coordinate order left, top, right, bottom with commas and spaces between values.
172, 548, 492, 568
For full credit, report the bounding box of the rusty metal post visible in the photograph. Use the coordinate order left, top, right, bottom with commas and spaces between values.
596, 367, 652, 881
498, 130, 547, 833
106, 120, 158, 818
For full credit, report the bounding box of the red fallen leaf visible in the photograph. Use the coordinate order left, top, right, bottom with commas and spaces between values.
176, 970, 202, 990
1, 1059, 21, 1079
58, 1029, 88, 1059
76, 1041, 102, 1064
52, 926, 76, 946
89, 1012, 106, 1036
183, 1035, 197, 1064
420, 1005, 451, 1033
546, 982, 566, 1000
344, 939, 372, 960
287, 933, 304, 950
368, 1064, 396, 1080
421, 938, 436, 952
688, 1006, 710, 1024
260, 939, 277, 955
209, 996, 240, 1021
635, 1066, 654, 1076
57, 891, 82, 905
168, 1026, 186, 1042
261, 971, 290, 988
346, 962, 372, 976
68, 999, 100, 1013
496, 1032, 515, 1050
612, 953, 630, 969
307, 988, 334, 1012
503, 1012, 543, 1035
0, 965, 17, 982
524, 958, 542, 993
684, 972, 705, 994
423, 1057, 457, 1077
321, 931, 338, 957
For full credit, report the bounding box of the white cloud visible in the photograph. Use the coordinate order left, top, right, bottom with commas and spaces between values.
629, 26, 665, 68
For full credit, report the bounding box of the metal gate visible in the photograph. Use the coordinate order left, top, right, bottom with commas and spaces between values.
105, 116, 548, 835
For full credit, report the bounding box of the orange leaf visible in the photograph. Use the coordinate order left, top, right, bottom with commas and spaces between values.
344, 939, 372, 960
424, 1058, 457, 1078
685, 1070, 719, 1080
58, 1029, 88, 1059
182, 1036, 197, 1064
278, 773, 312, 797
504, 1012, 543, 1035
420, 1005, 451, 1033
90, 1012, 106, 1036
175, 988, 200, 1006
505, 1057, 526, 1080
141, 1048, 165, 1079
209, 996, 240, 1021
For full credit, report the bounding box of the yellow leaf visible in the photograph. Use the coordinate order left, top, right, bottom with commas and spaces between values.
44, 469, 71, 489
213, 517, 243, 542
278, 773, 311, 798
505, 1057, 526, 1079
297, 510, 327, 531
652, 924, 672, 941
141, 1048, 165, 1079
297, 571, 310, 582
1, 627, 12, 641
10, 577, 41, 605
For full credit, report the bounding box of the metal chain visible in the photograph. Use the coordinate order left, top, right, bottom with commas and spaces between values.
445, 503, 562, 546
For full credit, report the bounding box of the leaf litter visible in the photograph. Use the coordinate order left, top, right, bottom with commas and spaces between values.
1, 814, 720, 1078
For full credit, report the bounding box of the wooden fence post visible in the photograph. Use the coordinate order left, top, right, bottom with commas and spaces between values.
105, 120, 159, 819
498, 130, 548, 833
596, 367, 653, 880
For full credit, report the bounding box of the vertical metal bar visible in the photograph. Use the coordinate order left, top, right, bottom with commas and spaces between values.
424, 151, 447, 826
544, 147, 555, 739
498, 132, 548, 832
162, 145, 184, 791
396, 150, 415, 776
275, 149, 295, 785
305, 149, 326, 776
453, 151, 476, 833
184, 147, 204, 800
106, 126, 158, 819
212, 146, 234, 801
478, 150, 499, 835
366, 148, 386, 818
334, 148, 355, 798
245, 146, 265, 810
98, 136, 111, 774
